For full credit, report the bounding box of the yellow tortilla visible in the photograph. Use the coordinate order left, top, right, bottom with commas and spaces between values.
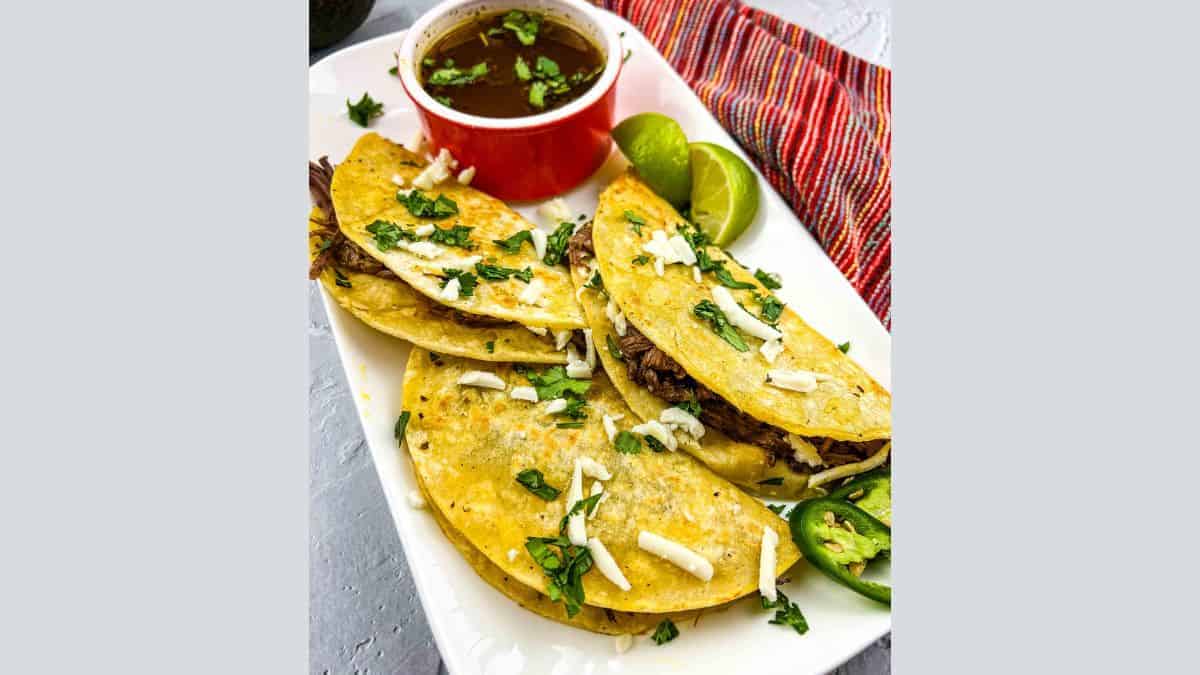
414, 469, 699, 634
592, 172, 891, 442
310, 211, 566, 364
572, 269, 811, 498
402, 348, 800, 614
331, 133, 585, 330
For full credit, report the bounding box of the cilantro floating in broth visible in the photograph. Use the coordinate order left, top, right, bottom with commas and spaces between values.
435, 95, 453, 107
535, 56, 560, 79
515, 468, 561, 500
427, 62, 489, 86
502, 9, 542, 45
693, 300, 749, 351
346, 92, 383, 127
513, 55, 532, 81
529, 81, 548, 108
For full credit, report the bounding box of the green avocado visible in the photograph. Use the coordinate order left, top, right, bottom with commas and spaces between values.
311, 0, 376, 50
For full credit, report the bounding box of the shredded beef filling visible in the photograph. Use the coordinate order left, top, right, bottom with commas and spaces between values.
567, 221, 595, 268
307, 157, 516, 330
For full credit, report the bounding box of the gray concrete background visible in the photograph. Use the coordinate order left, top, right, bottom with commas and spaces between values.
310, 2, 892, 673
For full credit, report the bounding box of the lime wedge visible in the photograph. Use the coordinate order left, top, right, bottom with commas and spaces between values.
688, 142, 759, 247
611, 113, 692, 208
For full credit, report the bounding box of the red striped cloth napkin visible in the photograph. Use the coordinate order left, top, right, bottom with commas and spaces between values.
597, 0, 892, 329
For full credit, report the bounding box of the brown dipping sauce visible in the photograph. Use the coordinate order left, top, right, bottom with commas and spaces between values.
420, 10, 605, 118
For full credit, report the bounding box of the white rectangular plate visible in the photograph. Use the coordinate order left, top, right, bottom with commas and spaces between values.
310, 13, 890, 675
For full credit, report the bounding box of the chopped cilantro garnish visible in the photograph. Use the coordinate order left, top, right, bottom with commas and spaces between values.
365, 220, 417, 251
623, 49, 632, 64
393, 411, 411, 446
524, 534, 592, 617
542, 221, 575, 266
559, 493, 604, 533
714, 267, 756, 290
441, 269, 477, 296
388, 65, 398, 76
535, 56, 560, 78
837, 341, 851, 354
485, 340, 495, 353
556, 421, 584, 429
623, 210, 645, 235
429, 224, 475, 249
583, 271, 605, 294
613, 430, 641, 454
475, 262, 531, 283
652, 619, 679, 645
632, 255, 650, 265
493, 230, 533, 254
753, 292, 785, 324
333, 269, 352, 288
767, 504, 788, 516
522, 365, 591, 400
429, 351, 443, 365
758, 477, 784, 486
435, 95, 453, 107
397, 189, 459, 219
502, 9, 542, 45
762, 591, 809, 635
693, 300, 749, 351
529, 80, 548, 108
674, 398, 702, 417
515, 468, 561, 500
346, 92, 383, 127
514, 55, 532, 81
605, 334, 624, 362
426, 62, 488, 86
645, 435, 667, 453
754, 268, 783, 290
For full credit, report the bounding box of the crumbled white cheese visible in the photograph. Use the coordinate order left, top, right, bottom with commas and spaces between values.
566, 459, 587, 546
766, 369, 833, 393
412, 148, 456, 189
659, 407, 705, 439
406, 130, 426, 155
566, 344, 581, 363
578, 457, 611, 481
526, 325, 548, 337
637, 531, 714, 581
692, 265, 702, 283
440, 147, 459, 169
530, 228, 548, 259
759, 526, 779, 602
538, 197, 573, 225
391, 174, 406, 187
643, 230, 676, 260
760, 338, 784, 364
544, 398, 568, 414
712, 286, 783, 342
583, 329, 596, 369
439, 277, 461, 301
614, 634, 634, 654
405, 240, 444, 259
396, 187, 413, 198
587, 537, 632, 591
668, 234, 697, 265
565, 360, 593, 379
413, 224, 436, 237
554, 330, 573, 351
602, 414, 618, 442
588, 481, 608, 520
605, 299, 628, 337
406, 490, 427, 509
518, 278, 545, 305
630, 420, 677, 451
653, 257, 665, 277
456, 370, 506, 390
787, 434, 824, 468
457, 166, 475, 185
509, 386, 539, 403
507, 548, 519, 562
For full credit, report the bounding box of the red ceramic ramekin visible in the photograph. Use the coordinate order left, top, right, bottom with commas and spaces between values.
397, 0, 622, 201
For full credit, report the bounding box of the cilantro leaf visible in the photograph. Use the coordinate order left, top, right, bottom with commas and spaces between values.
429, 224, 475, 249
754, 268, 783, 290
365, 220, 417, 251
393, 411, 410, 447
485, 340, 495, 353
674, 398, 702, 417
753, 292, 785, 324
837, 341, 851, 354
542, 221, 575, 266
346, 92, 383, 127
397, 189, 459, 219
493, 230, 532, 254
515, 468, 561, 500
714, 266, 756, 290
559, 493, 603, 533
652, 619, 679, 645
605, 334, 624, 362
767, 504, 788, 516
624, 210, 645, 235
524, 533, 593, 618
693, 300, 749, 351
435, 95, 453, 108
529, 80, 548, 108
758, 477, 784, 486
644, 435, 667, 453
631, 255, 650, 265
441, 269, 477, 296
522, 365, 591, 400
535, 56, 561, 78
613, 430, 641, 454
502, 10, 542, 46
426, 62, 489, 86
333, 269, 353, 288
475, 262, 530, 282
762, 591, 809, 635
583, 270, 605, 294
513, 55, 532, 81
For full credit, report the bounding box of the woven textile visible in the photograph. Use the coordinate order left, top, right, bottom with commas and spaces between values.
598, 0, 892, 328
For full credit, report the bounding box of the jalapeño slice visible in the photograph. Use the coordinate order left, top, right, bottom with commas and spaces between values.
825, 469, 891, 526
789, 498, 891, 605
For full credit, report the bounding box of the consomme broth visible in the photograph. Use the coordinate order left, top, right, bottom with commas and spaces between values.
420, 10, 605, 118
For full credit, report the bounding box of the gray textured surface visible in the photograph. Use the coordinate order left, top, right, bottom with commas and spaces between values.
309, 1, 891, 673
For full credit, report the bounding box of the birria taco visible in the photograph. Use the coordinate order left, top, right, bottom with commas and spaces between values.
308, 133, 584, 363
566, 172, 891, 496
401, 348, 799, 617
